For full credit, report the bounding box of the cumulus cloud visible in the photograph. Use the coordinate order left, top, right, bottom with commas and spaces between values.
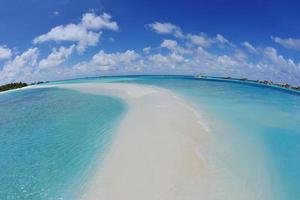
2, 19, 300, 86
143, 46, 151, 53
33, 12, 118, 53
39, 45, 75, 68
263, 47, 299, 73
187, 33, 231, 48
161, 39, 178, 49
148, 22, 184, 38
42, 28, 300, 85
0, 48, 39, 83
215, 34, 229, 44
148, 53, 186, 69
187, 34, 212, 47
271, 36, 300, 51
81, 13, 118, 31
0, 45, 12, 60
160, 39, 191, 54
248, 46, 300, 83
243, 41, 257, 53
148, 22, 231, 48
34, 24, 101, 53
74, 50, 140, 72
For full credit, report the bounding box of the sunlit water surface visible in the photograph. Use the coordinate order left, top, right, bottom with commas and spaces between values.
120, 76, 300, 200
0, 87, 126, 200
1, 76, 300, 199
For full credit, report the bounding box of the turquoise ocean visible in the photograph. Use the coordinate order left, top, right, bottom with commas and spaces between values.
0, 87, 126, 199
1, 76, 300, 199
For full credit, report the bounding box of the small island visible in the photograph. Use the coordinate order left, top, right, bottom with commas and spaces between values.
0, 81, 50, 93
195, 75, 300, 92
0, 82, 28, 92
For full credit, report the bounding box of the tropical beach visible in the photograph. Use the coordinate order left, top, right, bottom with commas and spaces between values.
57, 83, 211, 200
1, 0, 300, 199
47, 80, 286, 200
1, 76, 300, 199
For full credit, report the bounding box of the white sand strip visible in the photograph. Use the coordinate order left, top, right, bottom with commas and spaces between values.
23, 82, 279, 199
54, 83, 215, 200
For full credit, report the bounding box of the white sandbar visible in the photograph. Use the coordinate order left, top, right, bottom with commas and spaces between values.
56, 83, 214, 200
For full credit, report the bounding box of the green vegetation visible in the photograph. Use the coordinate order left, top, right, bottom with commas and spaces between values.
196, 75, 300, 92
0, 82, 28, 92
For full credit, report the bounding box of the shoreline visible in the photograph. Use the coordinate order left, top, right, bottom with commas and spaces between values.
49, 82, 278, 199
2, 75, 299, 96
55, 83, 213, 200
12, 82, 282, 199
25, 82, 279, 199
194, 76, 300, 94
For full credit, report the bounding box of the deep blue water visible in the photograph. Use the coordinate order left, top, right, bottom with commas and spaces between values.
0, 87, 126, 200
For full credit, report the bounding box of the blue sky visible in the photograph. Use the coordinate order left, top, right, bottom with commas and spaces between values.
1, 0, 300, 85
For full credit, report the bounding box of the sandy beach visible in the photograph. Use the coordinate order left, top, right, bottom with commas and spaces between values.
29, 82, 279, 200
54, 83, 214, 200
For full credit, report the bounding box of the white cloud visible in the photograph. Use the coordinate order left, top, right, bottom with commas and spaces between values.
186, 33, 230, 48
271, 36, 300, 51
74, 50, 140, 72
33, 12, 118, 53
148, 22, 183, 38
39, 45, 75, 68
217, 55, 239, 67
187, 34, 212, 47
215, 34, 229, 44
148, 53, 185, 69
161, 39, 178, 49
2, 19, 300, 86
148, 22, 231, 48
233, 49, 247, 61
243, 41, 257, 53
0, 45, 12, 60
252, 47, 300, 83
263, 47, 299, 73
81, 13, 118, 31
0, 48, 39, 83
147, 37, 300, 84
186, 47, 244, 74
143, 46, 151, 53
3, 48, 39, 70
160, 39, 191, 54
34, 24, 100, 53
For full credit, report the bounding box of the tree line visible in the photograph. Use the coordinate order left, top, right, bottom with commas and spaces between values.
0, 82, 28, 92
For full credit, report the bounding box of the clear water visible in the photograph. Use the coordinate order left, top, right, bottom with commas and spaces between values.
117, 76, 300, 199
1, 76, 300, 199
0, 87, 126, 200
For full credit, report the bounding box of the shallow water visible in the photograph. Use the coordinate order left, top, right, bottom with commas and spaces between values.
119, 76, 300, 200
1, 76, 300, 199
0, 87, 126, 200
